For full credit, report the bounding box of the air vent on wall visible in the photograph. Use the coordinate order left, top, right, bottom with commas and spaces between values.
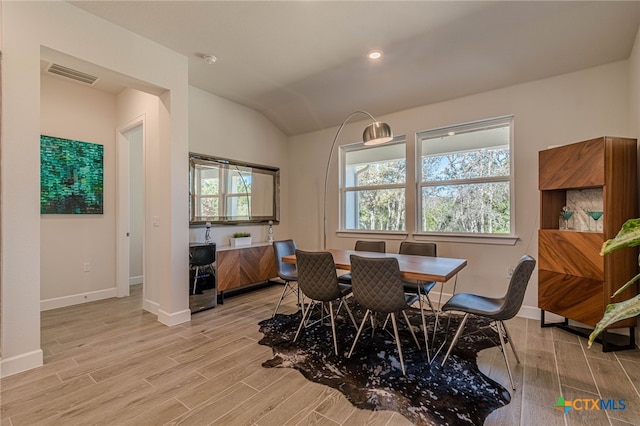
47, 63, 99, 85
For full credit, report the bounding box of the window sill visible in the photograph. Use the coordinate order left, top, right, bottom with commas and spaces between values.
412, 233, 519, 246
336, 230, 409, 240
334, 230, 519, 245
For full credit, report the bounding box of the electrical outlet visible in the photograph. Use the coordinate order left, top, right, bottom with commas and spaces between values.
83, 262, 91, 272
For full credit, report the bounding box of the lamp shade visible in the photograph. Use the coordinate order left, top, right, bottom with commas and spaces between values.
362, 121, 393, 145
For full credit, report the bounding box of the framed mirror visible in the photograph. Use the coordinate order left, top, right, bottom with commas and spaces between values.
189, 153, 280, 225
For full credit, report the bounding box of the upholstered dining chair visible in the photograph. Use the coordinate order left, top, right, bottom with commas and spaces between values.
190, 244, 216, 295
338, 240, 386, 284
399, 241, 437, 361
293, 250, 356, 355
272, 239, 299, 317
347, 255, 421, 375
440, 255, 536, 390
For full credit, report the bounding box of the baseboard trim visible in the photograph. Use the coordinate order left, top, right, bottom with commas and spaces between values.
0, 349, 43, 378
518, 304, 560, 321
40, 288, 117, 311
157, 308, 191, 326
143, 298, 159, 315
129, 275, 143, 285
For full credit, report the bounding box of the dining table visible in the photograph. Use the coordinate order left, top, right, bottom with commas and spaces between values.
282, 248, 468, 362
282, 248, 467, 284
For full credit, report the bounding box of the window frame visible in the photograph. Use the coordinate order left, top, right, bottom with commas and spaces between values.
192, 163, 222, 220
415, 115, 517, 243
339, 137, 407, 233
191, 162, 254, 221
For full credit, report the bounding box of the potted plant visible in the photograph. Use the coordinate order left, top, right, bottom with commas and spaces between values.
230, 232, 252, 247
588, 218, 640, 347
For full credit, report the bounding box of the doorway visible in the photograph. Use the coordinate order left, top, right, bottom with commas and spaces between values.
117, 120, 145, 298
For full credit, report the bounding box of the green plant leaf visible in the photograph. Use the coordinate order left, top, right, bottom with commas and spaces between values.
600, 218, 640, 255
612, 272, 640, 298
588, 294, 640, 348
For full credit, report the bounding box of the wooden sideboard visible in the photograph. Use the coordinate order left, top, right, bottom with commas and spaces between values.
538, 136, 638, 350
216, 243, 278, 300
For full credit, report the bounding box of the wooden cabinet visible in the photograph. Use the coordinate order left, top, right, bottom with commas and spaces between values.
538, 136, 638, 335
216, 243, 277, 295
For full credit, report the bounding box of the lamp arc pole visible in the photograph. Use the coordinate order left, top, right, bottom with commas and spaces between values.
322, 111, 393, 249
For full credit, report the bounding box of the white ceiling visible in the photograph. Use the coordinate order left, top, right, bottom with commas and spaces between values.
66, 1, 640, 136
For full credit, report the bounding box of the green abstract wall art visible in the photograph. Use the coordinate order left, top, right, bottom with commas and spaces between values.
40, 135, 104, 214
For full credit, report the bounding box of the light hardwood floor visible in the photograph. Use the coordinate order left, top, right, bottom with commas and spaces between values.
1, 284, 639, 426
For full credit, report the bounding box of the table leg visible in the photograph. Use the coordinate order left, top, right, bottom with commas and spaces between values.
430, 274, 459, 363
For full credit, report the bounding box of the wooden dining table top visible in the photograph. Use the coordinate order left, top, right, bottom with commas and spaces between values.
282, 249, 467, 283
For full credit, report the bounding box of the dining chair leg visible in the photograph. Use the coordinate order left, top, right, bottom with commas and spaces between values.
497, 320, 516, 390
417, 286, 431, 363
431, 282, 445, 347
294, 299, 315, 342
273, 281, 290, 317
329, 301, 338, 356
192, 266, 200, 295
348, 309, 371, 358
390, 313, 406, 375
338, 298, 358, 328
501, 321, 521, 364
440, 313, 469, 366
401, 310, 420, 350
370, 313, 377, 338
273, 281, 304, 317
423, 292, 437, 315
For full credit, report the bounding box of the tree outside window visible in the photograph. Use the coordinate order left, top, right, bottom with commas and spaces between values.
192, 164, 251, 220
341, 140, 406, 231
418, 116, 513, 235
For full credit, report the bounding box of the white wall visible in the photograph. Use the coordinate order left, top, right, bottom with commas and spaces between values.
288, 60, 633, 316
1, 1, 189, 377
188, 86, 290, 246
40, 75, 117, 307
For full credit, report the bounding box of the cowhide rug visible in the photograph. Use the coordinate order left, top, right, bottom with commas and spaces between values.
258, 305, 511, 425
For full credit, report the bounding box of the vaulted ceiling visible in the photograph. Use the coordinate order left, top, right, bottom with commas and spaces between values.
68, 1, 640, 136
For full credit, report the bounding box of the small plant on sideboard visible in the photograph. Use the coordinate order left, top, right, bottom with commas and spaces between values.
230, 232, 252, 247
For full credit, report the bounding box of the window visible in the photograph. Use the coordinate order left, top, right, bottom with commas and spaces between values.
418, 116, 513, 235
340, 140, 406, 231
191, 161, 253, 221
193, 163, 221, 218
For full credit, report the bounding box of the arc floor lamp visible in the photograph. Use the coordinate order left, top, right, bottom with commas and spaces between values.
323, 111, 393, 249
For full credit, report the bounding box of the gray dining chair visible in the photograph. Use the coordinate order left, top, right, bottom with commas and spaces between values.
440, 255, 536, 390
293, 250, 357, 355
347, 255, 421, 375
338, 240, 386, 284
272, 239, 299, 317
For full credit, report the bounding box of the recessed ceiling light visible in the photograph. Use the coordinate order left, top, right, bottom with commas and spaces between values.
203, 54, 217, 65
367, 50, 383, 60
